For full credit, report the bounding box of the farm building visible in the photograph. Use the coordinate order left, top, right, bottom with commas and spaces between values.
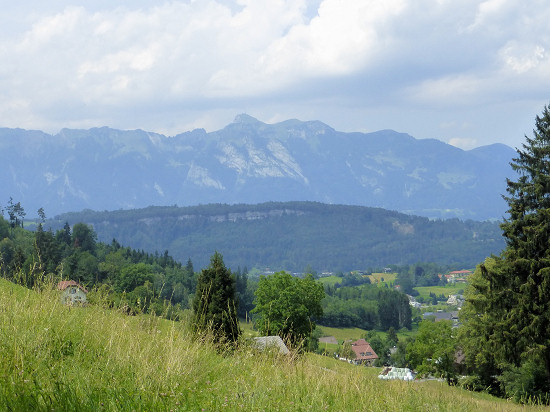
349, 339, 378, 366
57, 280, 88, 305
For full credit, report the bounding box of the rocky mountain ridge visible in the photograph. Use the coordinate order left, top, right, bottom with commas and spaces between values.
0, 114, 516, 220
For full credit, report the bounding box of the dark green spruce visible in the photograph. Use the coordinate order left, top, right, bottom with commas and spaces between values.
460, 103, 550, 403
192, 252, 241, 344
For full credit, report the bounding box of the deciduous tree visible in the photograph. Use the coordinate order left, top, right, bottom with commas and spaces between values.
407, 320, 457, 384
252, 271, 324, 348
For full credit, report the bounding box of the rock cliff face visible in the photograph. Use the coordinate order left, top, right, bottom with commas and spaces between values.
0, 115, 515, 220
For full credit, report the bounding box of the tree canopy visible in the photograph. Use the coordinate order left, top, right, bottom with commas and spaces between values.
252, 271, 324, 348
0, 210, 197, 318
460, 103, 550, 403
407, 320, 457, 385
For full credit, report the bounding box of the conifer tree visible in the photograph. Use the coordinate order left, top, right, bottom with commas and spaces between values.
192, 252, 240, 343
499, 104, 550, 375
460, 103, 550, 402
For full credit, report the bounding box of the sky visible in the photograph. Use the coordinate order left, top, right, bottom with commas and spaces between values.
1, 0, 549, 150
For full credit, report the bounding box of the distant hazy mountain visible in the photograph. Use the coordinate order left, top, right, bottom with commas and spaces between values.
0, 114, 516, 220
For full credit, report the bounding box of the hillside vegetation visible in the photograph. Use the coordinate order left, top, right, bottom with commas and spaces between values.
46, 201, 505, 271
0, 279, 541, 412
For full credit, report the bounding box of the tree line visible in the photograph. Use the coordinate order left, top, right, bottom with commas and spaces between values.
0, 212, 199, 318
321, 283, 411, 331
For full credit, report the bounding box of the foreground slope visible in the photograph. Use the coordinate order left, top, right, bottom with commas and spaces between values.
0, 279, 541, 411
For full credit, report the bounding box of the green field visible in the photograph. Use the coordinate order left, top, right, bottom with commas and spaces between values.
317, 275, 342, 286
316, 325, 366, 342
317, 323, 420, 344
1, 279, 545, 411
414, 284, 465, 300
0, 277, 34, 300
369, 272, 397, 287
318, 273, 397, 288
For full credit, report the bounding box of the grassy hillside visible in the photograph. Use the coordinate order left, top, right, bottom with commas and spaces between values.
369, 272, 397, 287
1, 280, 543, 411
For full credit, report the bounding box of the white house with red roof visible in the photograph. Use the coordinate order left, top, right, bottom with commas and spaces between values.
446, 270, 472, 283
57, 280, 88, 305
350, 339, 378, 366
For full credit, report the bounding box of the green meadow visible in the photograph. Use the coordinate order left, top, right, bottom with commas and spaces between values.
0, 279, 544, 411
318, 272, 397, 289
317, 275, 342, 286
368, 272, 397, 287
414, 284, 465, 300
316, 325, 366, 342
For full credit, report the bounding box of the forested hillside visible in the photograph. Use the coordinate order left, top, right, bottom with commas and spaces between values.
0, 208, 417, 335
47, 202, 505, 272
0, 214, 195, 317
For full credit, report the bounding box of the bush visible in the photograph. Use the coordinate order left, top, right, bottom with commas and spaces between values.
499, 360, 550, 405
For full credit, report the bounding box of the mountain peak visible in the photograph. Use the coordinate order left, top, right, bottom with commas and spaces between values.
233, 113, 260, 124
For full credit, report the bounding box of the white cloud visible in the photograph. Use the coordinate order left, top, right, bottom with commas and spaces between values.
0, 0, 548, 148
257, 0, 406, 79
499, 41, 546, 74
405, 74, 486, 106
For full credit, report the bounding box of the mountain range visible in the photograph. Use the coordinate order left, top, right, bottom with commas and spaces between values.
1, 114, 516, 220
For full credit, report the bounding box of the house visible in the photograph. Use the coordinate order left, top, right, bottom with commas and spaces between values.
446, 270, 472, 283
449, 270, 472, 276
422, 311, 452, 322
407, 295, 422, 308
253, 336, 290, 355
446, 294, 464, 307
350, 339, 378, 366
422, 311, 460, 326
57, 280, 88, 305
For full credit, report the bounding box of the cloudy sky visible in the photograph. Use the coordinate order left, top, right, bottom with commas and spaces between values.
2, 0, 549, 149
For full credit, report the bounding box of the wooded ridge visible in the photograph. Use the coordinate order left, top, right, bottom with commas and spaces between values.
46, 201, 505, 272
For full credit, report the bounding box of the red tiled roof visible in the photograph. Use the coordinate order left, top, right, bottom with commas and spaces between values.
57, 280, 88, 293
449, 270, 472, 275
351, 339, 378, 361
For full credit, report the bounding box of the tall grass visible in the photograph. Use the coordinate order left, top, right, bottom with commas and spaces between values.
0, 280, 544, 411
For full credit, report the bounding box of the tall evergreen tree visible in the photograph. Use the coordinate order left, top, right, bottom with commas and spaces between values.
192, 252, 240, 343
460, 104, 550, 402
34, 224, 61, 274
